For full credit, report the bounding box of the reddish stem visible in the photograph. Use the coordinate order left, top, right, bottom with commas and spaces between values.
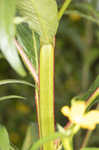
14, 39, 38, 85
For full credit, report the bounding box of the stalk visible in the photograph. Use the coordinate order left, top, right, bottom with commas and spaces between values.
14, 39, 38, 84
58, 0, 71, 21
39, 44, 55, 150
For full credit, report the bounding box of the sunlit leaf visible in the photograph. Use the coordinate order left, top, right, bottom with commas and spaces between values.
16, 0, 58, 43
0, 0, 26, 76
0, 125, 10, 150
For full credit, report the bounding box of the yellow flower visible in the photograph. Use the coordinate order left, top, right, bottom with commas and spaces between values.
61, 101, 99, 130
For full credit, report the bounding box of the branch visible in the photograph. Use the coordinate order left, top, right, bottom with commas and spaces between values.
58, 0, 72, 21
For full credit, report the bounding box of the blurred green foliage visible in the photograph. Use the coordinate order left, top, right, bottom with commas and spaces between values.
0, 0, 99, 149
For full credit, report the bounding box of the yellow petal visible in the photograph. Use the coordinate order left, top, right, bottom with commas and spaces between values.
80, 110, 99, 130
71, 101, 85, 116
70, 101, 86, 123
61, 106, 70, 119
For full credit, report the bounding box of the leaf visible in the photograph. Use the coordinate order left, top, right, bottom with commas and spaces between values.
84, 48, 99, 67
70, 75, 99, 112
22, 123, 38, 150
81, 148, 99, 150
0, 125, 10, 150
29, 122, 80, 150
0, 79, 34, 88
82, 75, 99, 101
16, 0, 58, 44
80, 75, 99, 110
16, 24, 39, 70
0, 0, 26, 76
0, 95, 25, 102
29, 132, 70, 150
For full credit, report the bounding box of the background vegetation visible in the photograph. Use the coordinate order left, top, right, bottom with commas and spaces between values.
0, 0, 99, 149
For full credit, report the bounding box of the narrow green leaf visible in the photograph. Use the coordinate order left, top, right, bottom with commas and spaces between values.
84, 48, 99, 67
80, 75, 99, 110
81, 148, 99, 150
0, 0, 26, 76
82, 75, 99, 101
22, 123, 38, 150
29, 131, 70, 150
0, 125, 10, 150
16, 0, 58, 43
0, 79, 34, 88
0, 95, 25, 102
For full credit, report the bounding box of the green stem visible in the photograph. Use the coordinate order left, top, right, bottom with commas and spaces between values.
39, 44, 55, 150
81, 130, 92, 149
58, 0, 71, 21
62, 137, 73, 150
